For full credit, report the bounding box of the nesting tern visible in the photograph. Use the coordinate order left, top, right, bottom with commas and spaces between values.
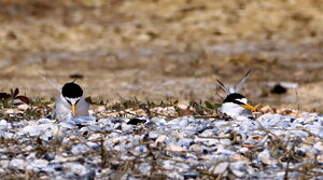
217, 70, 257, 119
54, 82, 89, 121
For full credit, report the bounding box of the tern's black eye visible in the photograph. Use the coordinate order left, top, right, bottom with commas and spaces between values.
76, 99, 80, 104
223, 93, 246, 105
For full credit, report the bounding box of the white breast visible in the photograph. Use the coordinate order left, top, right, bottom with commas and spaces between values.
220, 102, 251, 118
54, 95, 89, 121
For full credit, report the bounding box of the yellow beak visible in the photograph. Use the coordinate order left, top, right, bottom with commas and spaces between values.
241, 104, 257, 112
71, 104, 77, 116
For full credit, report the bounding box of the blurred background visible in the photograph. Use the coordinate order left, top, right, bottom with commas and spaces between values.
0, 0, 323, 111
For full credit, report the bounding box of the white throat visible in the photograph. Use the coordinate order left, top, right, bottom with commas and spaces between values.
220, 98, 251, 118
221, 102, 246, 117
61, 95, 81, 105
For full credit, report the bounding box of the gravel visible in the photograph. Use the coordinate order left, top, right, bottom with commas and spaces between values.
0, 107, 322, 179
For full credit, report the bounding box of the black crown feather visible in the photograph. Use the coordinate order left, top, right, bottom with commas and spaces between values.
223, 93, 245, 105
62, 82, 83, 98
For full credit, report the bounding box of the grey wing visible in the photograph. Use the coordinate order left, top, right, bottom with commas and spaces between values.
77, 97, 90, 116
54, 95, 72, 121
233, 69, 251, 93
216, 79, 230, 95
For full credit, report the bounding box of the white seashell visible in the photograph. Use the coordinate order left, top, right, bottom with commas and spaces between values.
209, 162, 229, 174
199, 128, 219, 137
147, 131, 159, 139
88, 133, 102, 141
313, 142, 323, 152
59, 121, 76, 128
150, 117, 167, 126
258, 150, 277, 165
189, 144, 217, 153
239, 147, 250, 153
317, 154, 323, 163
0, 120, 11, 129
177, 138, 194, 148
22, 124, 57, 141
162, 160, 190, 171
65, 163, 88, 176
132, 145, 148, 156
121, 123, 134, 132
28, 159, 49, 171
9, 159, 26, 170
194, 137, 219, 146
167, 171, 184, 180
155, 135, 168, 145
71, 144, 90, 155
37, 118, 53, 124
166, 144, 186, 152
87, 125, 101, 131
138, 163, 151, 175
0, 160, 9, 169
72, 116, 97, 124
229, 162, 247, 177
0, 131, 14, 139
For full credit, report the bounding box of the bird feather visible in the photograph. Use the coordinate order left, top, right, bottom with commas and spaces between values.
233, 69, 251, 93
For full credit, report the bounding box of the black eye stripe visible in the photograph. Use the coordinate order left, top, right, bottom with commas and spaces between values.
223, 93, 246, 104
65, 97, 81, 105
66, 99, 72, 104
232, 99, 244, 105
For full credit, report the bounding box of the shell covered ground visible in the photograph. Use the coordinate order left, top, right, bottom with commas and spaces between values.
0, 100, 322, 180
0, 0, 323, 180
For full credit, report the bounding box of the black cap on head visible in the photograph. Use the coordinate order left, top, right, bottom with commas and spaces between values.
62, 82, 83, 98
223, 93, 245, 105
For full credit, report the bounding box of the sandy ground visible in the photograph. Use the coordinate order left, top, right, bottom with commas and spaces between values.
0, 0, 323, 111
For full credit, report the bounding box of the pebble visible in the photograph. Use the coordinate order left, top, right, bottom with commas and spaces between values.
0, 109, 322, 179
210, 162, 229, 174
71, 144, 90, 155
258, 149, 277, 165
138, 163, 151, 175
9, 159, 26, 170
66, 163, 88, 176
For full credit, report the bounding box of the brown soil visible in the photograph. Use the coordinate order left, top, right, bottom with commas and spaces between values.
1, 0, 323, 111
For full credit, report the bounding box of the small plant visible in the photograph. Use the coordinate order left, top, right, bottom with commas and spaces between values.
0, 88, 30, 107
204, 101, 221, 109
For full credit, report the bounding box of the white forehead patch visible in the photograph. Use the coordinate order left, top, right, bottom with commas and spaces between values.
65, 97, 81, 104
236, 98, 248, 104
